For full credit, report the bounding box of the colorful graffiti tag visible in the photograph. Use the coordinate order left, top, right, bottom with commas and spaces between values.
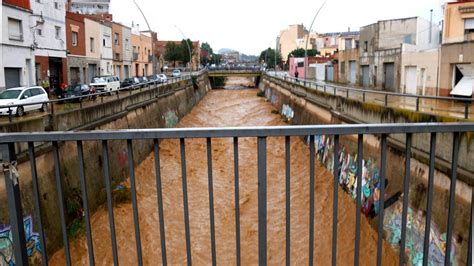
0, 216, 42, 265
163, 111, 178, 128
308, 134, 457, 265
281, 104, 294, 121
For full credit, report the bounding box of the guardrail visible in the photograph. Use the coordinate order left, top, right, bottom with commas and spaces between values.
0, 76, 191, 123
267, 72, 474, 119
1, 123, 472, 265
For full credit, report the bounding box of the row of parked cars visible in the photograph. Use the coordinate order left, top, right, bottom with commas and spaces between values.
0, 70, 182, 117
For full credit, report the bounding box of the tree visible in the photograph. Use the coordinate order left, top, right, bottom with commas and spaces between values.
287, 48, 318, 63
164, 42, 180, 67
179, 39, 194, 65
200, 42, 213, 65
259, 48, 282, 69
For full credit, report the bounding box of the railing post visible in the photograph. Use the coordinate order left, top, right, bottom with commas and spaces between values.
324, 85, 327, 94
465, 102, 469, 119
79, 100, 83, 109
416, 97, 420, 112
384, 94, 388, 107
346, 89, 349, 99
363, 92, 366, 102
257, 137, 267, 265
1, 143, 29, 266
8, 107, 12, 122
51, 102, 55, 115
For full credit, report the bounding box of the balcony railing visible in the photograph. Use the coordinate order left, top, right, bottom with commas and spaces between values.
1, 123, 473, 265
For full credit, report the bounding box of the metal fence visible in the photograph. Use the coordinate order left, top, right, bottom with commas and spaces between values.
267, 73, 474, 119
1, 123, 473, 265
0, 75, 191, 123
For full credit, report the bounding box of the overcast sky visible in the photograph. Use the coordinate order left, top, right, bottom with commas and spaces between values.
111, 0, 449, 55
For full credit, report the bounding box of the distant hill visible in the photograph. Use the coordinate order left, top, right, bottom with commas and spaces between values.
218, 48, 258, 62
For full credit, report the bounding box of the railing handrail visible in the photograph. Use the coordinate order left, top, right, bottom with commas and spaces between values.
267, 72, 474, 103
1, 123, 473, 142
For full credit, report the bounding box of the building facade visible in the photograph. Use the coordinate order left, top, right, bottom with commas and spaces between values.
359, 17, 440, 92
122, 25, 132, 79
278, 24, 317, 64
1, 0, 36, 90
131, 32, 152, 77
67, 0, 110, 15
440, 0, 474, 97
99, 22, 113, 76
84, 17, 101, 82
31, 0, 68, 90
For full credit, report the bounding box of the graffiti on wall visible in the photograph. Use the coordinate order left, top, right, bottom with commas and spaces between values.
281, 105, 294, 120
0, 215, 42, 265
308, 134, 457, 265
163, 111, 178, 128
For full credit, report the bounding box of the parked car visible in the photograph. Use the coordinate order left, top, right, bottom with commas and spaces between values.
0, 86, 49, 116
90, 76, 120, 95
158, 74, 168, 83
138, 76, 149, 88
57, 84, 91, 102
147, 74, 160, 83
121, 77, 141, 89
172, 69, 181, 77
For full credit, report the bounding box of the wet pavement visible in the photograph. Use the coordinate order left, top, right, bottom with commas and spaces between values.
49, 86, 397, 265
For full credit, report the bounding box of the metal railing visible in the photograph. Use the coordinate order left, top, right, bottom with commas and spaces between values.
267, 72, 474, 119
0, 75, 191, 123
1, 123, 473, 265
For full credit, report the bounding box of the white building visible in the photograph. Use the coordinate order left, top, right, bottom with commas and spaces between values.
31, 0, 68, 89
100, 22, 113, 76
68, 0, 110, 15
1, 1, 36, 90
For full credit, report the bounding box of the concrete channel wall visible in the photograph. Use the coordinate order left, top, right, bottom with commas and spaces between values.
259, 73, 473, 262
0, 72, 211, 256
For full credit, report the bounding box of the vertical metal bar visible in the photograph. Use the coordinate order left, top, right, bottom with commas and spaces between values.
423, 133, 437, 266
51, 102, 55, 115
399, 133, 412, 266
468, 188, 473, 266
331, 135, 340, 266
285, 136, 291, 266
363, 92, 366, 102
8, 107, 12, 122
416, 98, 420, 112
384, 94, 388, 107
257, 136, 267, 265
376, 134, 387, 266
77, 141, 95, 266
52, 141, 71, 266
79, 100, 83, 109
180, 138, 192, 266
334, 87, 337, 96
346, 89, 349, 98
102, 140, 119, 266
445, 132, 460, 266
154, 139, 167, 265
28, 143, 48, 266
324, 85, 327, 94
207, 138, 217, 266
1, 143, 29, 266
127, 140, 143, 265
465, 102, 469, 119
354, 134, 363, 266
309, 135, 315, 266
233, 137, 241, 266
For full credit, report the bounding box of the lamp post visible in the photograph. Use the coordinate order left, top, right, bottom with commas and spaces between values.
133, 0, 157, 75
175, 25, 193, 72
304, 0, 327, 80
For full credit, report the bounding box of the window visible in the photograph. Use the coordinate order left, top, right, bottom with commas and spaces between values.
341, 62, 345, 74
55, 26, 61, 39
8, 18, 23, 41
125, 39, 130, 50
115, 53, 120, 60
54, 2, 59, 9
36, 29, 42, 36
465, 18, 474, 39
72, 31, 78, 46
36, 0, 40, 2
90, 37, 94, 52
364, 41, 368, 52
114, 33, 119, 45
103, 34, 111, 47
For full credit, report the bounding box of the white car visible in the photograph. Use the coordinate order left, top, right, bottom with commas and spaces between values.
90, 76, 120, 95
158, 74, 167, 83
0, 86, 49, 116
172, 69, 181, 78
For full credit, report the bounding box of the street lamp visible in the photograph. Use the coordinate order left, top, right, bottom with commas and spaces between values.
175, 25, 193, 72
133, 0, 157, 75
304, 0, 327, 80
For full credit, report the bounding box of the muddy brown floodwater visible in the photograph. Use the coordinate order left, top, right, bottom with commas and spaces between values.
50, 88, 398, 265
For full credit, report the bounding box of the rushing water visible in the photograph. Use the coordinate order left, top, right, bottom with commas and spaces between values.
49, 86, 397, 265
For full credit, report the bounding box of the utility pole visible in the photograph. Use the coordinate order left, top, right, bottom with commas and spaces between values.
133, 0, 157, 75
304, 0, 327, 80
429, 9, 433, 44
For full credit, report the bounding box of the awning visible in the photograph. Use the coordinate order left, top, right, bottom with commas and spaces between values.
450, 64, 474, 97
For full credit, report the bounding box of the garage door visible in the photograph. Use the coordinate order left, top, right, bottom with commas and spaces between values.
361, 65, 369, 87
349, 61, 356, 84
5, 68, 21, 89
315, 64, 325, 82
384, 63, 395, 91
405, 66, 417, 94
70, 67, 80, 85
451, 64, 473, 97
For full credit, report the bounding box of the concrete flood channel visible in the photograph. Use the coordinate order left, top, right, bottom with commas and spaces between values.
46, 77, 397, 265
0, 76, 469, 265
